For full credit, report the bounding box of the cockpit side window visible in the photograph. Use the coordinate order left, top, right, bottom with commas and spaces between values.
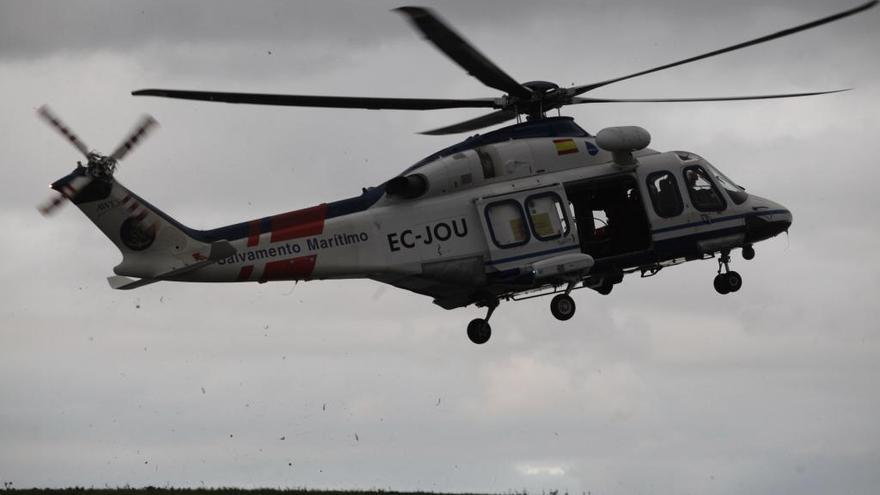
646, 171, 684, 218
711, 169, 748, 205
683, 166, 726, 212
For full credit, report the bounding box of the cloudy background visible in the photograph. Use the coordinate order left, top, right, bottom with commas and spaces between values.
1, 0, 878, 493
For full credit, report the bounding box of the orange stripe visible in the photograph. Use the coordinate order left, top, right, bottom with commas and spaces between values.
237, 265, 254, 281
260, 255, 317, 282
247, 220, 261, 247
270, 204, 328, 242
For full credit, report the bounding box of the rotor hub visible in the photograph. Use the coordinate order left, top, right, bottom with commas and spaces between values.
522, 80, 559, 94
86, 152, 118, 178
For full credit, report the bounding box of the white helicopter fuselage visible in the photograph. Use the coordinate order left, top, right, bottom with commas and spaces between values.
68, 117, 790, 312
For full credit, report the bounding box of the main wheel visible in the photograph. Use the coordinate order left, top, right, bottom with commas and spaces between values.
596, 283, 613, 295
466, 318, 491, 344
713, 274, 730, 294
742, 245, 755, 260
726, 271, 743, 292
550, 294, 576, 320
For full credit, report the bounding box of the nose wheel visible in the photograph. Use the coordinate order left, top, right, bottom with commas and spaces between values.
713, 250, 743, 294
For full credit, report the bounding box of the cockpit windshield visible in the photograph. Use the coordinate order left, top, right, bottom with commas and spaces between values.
707, 164, 748, 205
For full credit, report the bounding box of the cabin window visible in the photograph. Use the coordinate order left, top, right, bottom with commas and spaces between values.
646, 171, 684, 218
525, 193, 569, 241
485, 200, 529, 248
683, 166, 726, 212
711, 168, 748, 205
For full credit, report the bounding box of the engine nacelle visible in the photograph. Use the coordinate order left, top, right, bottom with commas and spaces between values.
385, 174, 428, 199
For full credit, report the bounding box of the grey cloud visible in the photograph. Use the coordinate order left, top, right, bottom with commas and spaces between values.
2, 0, 879, 493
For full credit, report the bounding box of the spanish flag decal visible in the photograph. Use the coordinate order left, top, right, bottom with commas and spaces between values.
553, 138, 578, 156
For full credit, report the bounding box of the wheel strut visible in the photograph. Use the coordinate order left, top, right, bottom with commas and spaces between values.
713, 249, 742, 294
467, 298, 498, 345
717, 249, 732, 275
551, 282, 577, 321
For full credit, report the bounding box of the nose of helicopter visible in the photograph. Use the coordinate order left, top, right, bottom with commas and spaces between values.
745, 196, 793, 243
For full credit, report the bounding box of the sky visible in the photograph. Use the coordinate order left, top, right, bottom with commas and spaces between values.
1, 0, 879, 493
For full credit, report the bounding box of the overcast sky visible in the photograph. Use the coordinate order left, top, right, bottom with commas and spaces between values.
1, 0, 879, 493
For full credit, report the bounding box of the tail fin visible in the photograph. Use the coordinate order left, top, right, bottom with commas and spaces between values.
53, 168, 216, 279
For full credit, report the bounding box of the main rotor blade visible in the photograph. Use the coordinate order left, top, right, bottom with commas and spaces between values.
395, 6, 532, 100
571, 88, 850, 104
420, 109, 517, 135
110, 115, 158, 161
133, 89, 500, 111
571, 0, 878, 96
37, 105, 90, 157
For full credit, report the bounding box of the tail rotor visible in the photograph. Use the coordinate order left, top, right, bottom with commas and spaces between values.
36, 105, 158, 216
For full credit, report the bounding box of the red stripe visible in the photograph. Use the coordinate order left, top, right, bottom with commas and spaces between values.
236, 265, 254, 281
122, 194, 132, 204
247, 220, 260, 247
128, 203, 139, 213
134, 211, 147, 222
260, 255, 317, 282
269, 204, 327, 242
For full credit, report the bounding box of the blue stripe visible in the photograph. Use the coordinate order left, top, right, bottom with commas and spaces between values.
651, 209, 789, 235
485, 244, 580, 266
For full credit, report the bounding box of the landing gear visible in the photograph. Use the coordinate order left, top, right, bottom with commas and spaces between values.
596, 282, 613, 295
466, 318, 491, 345
593, 270, 621, 295
550, 281, 578, 320
713, 272, 742, 294
742, 244, 755, 260
713, 250, 743, 294
550, 294, 576, 320
467, 299, 498, 345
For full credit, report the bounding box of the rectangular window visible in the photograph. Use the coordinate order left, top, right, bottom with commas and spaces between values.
646, 171, 684, 218
485, 200, 529, 248
525, 193, 569, 241
683, 166, 726, 212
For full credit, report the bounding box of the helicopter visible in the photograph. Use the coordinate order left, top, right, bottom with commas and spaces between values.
38, 2, 875, 344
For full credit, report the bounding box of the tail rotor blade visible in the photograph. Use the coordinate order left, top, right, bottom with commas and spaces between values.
38, 192, 69, 216
110, 115, 158, 161
37, 175, 93, 216
37, 105, 90, 157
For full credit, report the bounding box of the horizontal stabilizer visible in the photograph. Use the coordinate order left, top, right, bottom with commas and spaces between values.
108, 241, 236, 290
107, 275, 159, 290
208, 240, 236, 260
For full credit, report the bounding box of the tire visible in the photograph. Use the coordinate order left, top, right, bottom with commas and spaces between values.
726, 271, 743, 292
550, 294, 576, 321
596, 283, 613, 295
714, 274, 730, 294
467, 318, 491, 344
742, 245, 755, 260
